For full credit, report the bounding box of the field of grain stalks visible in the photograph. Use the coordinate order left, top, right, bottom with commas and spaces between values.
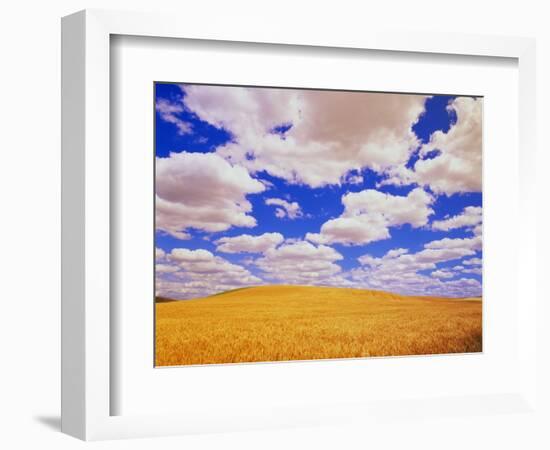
155, 285, 482, 366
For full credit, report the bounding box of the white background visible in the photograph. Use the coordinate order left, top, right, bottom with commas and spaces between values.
0, 1, 548, 449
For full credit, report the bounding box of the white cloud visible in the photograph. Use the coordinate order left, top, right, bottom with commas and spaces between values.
345, 188, 434, 227
181, 85, 427, 188
156, 263, 180, 273
357, 246, 474, 276
354, 231, 482, 297
345, 174, 364, 185
462, 267, 482, 275
424, 235, 482, 251
274, 208, 285, 218
156, 151, 265, 239
170, 248, 215, 263
265, 198, 303, 219
215, 232, 284, 254
352, 260, 481, 298
386, 248, 410, 259
463, 257, 482, 266
430, 269, 454, 279
449, 263, 482, 275
255, 241, 345, 285
156, 248, 263, 299
306, 188, 434, 246
155, 98, 192, 135
306, 214, 390, 246
415, 97, 482, 194
155, 247, 166, 261
432, 206, 482, 231
414, 247, 476, 264
283, 237, 302, 245
380, 97, 482, 195
473, 224, 482, 236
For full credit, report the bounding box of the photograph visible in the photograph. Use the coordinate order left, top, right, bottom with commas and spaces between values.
154, 82, 483, 367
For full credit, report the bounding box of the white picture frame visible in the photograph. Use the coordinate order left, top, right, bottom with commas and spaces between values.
61, 9, 538, 441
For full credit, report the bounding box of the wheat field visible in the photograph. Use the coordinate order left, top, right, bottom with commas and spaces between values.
155, 285, 482, 366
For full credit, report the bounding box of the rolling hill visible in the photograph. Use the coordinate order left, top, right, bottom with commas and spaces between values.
155, 285, 482, 366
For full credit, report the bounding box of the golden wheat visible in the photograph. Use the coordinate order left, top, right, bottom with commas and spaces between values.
155, 285, 482, 366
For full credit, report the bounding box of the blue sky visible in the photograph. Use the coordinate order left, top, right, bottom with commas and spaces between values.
155, 83, 483, 299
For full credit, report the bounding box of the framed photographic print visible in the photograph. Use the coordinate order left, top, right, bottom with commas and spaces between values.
62, 9, 538, 441
153, 82, 483, 367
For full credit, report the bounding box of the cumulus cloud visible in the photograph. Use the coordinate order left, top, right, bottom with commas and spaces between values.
155, 247, 166, 261
354, 232, 482, 297
414, 247, 476, 264
306, 188, 434, 246
462, 267, 482, 275
215, 232, 284, 254
449, 264, 482, 276
424, 235, 482, 252
156, 248, 263, 299
170, 248, 215, 263
358, 246, 474, 274
432, 206, 482, 231
156, 152, 265, 239
180, 85, 427, 188
463, 257, 482, 266
156, 98, 192, 135
415, 97, 482, 194
352, 263, 481, 298
307, 214, 390, 246
156, 263, 180, 273
161, 242, 348, 299
265, 198, 303, 219
345, 173, 364, 185
255, 241, 346, 285
380, 97, 482, 195
431, 269, 454, 279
